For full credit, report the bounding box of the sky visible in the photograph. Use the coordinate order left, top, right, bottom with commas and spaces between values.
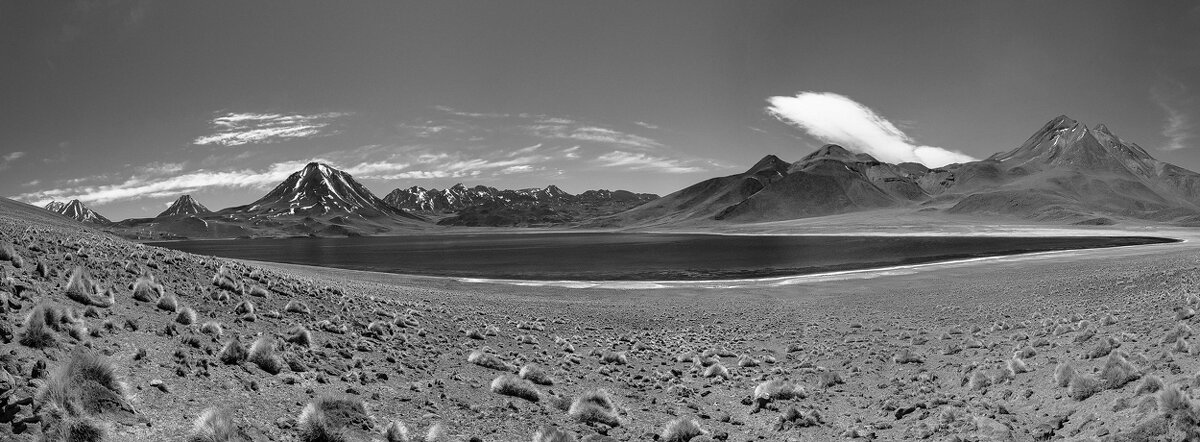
1, 0, 1199, 221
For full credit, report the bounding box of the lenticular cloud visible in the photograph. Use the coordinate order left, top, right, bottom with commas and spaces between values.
766, 92, 975, 167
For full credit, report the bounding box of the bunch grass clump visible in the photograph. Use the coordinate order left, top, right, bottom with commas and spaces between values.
490, 375, 540, 402
297, 396, 372, 442
131, 276, 161, 302
286, 326, 313, 347
384, 421, 445, 442
467, 348, 512, 371
519, 364, 554, 386
218, 338, 247, 365
187, 407, 238, 442
176, 307, 197, 325
660, 417, 707, 442
567, 390, 620, 427
531, 426, 576, 442
248, 337, 283, 374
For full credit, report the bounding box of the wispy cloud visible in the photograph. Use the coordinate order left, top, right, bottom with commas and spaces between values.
1152, 81, 1194, 151
634, 121, 659, 130
193, 111, 351, 147
0, 151, 25, 170
524, 124, 663, 150
594, 151, 704, 173
14, 160, 321, 206
767, 92, 975, 167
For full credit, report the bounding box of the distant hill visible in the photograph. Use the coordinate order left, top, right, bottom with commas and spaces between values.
594, 115, 1200, 226
385, 184, 658, 227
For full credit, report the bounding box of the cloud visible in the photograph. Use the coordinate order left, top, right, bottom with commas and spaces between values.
14, 159, 321, 206
525, 124, 663, 150
634, 121, 659, 130
194, 112, 351, 147
1152, 82, 1194, 151
766, 92, 975, 167
594, 151, 704, 173
0, 151, 25, 170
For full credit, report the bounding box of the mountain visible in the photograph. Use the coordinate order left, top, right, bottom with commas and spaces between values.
596, 116, 1200, 226
45, 199, 112, 225
223, 162, 421, 221
385, 183, 658, 226
107, 162, 426, 239
156, 195, 211, 218
44, 201, 66, 213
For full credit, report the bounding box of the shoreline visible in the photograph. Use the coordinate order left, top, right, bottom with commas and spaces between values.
226, 234, 1186, 289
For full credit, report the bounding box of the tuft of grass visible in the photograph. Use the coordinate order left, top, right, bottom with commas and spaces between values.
968, 372, 991, 390
297, 396, 371, 442
531, 426, 576, 442
212, 267, 241, 293
467, 348, 512, 371
1136, 375, 1165, 395
0, 243, 18, 262
234, 300, 255, 315
490, 375, 540, 402
64, 266, 97, 306
285, 300, 310, 315
600, 351, 628, 365
754, 379, 805, 403
892, 348, 922, 364
248, 285, 270, 298
384, 421, 445, 442
20, 304, 59, 348
157, 294, 179, 312
200, 321, 223, 337
218, 338, 247, 365
1055, 363, 1075, 388
659, 417, 707, 442
176, 307, 197, 325
1100, 353, 1141, 389
1068, 374, 1105, 401
568, 390, 620, 427
519, 364, 554, 386
703, 363, 730, 380
131, 276, 161, 302
187, 407, 238, 442
39, 350, 134, 417
818, 371, 844, 388
248, 337, 283, 374
1008, 357, 1029, 374
286, 326, 314, 347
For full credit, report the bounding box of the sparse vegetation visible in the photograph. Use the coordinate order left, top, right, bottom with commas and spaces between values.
187, 407, 238, 442
219, 338, 247, 364
519, 363, 554, 385
490, 374, 540, 401
248, 336, 283, 374
568, 390, 620, 426
660, 417, 707, 442
297, 396, 371, 442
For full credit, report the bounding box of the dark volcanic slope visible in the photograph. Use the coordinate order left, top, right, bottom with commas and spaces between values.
599, 116, 1200, 226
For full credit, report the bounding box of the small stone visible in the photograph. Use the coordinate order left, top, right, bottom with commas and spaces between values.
150, 379, 169, 393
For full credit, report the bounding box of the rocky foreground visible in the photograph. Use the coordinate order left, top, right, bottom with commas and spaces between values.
3, 199, 1200, 441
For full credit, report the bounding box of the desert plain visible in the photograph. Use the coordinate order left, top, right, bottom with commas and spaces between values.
4, 198, 1200, 441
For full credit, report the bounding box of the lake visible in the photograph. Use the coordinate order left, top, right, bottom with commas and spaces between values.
148, 233, 1175, 281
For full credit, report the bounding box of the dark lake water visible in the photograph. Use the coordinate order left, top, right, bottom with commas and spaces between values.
148, 233, 1175, 281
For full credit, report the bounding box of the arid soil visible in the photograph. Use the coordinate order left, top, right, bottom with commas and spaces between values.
4, 198, 1200, 441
